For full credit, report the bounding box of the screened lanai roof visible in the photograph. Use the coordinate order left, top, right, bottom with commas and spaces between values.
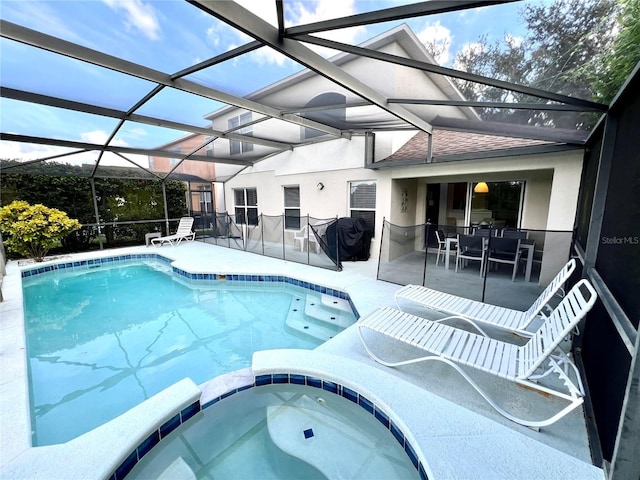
0, 0, 610, 183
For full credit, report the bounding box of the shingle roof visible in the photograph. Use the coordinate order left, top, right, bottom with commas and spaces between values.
378, 129, 557, 164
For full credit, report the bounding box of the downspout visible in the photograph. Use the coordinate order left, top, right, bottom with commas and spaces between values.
364, 131, 375, 168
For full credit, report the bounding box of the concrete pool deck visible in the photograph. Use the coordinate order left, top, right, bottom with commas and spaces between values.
0, 242, 604, 479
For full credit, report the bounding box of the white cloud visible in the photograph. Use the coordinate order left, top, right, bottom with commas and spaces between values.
102, 0, 161, 41
235, 0, 279, 27
1, 1, 84, 44
206, 22, 226, 48
80, 130, 127, 148
204, 0, 364, 66
453, 41, 485, 69
505, 34, 523, 49
452, 42, 487, 97
287, 0, 365, 56
416, 21, 452, 65
0, 140, 98, 165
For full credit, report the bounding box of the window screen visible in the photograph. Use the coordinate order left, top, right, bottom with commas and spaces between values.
228, 112, 254, 155
349, 181, 376, 231
233, 188, 258, 225
284, 186, 300, 229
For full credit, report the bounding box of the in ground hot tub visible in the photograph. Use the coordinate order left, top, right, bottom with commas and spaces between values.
122, 375, 425, 479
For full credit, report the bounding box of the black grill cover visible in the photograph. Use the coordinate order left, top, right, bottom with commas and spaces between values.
323, 217, 373, 264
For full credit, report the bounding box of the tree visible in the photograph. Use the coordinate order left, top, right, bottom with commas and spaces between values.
452, 0, 618, 129
0, 201, 81, 262
0, 160, 189, 250
592, 0, 640, 102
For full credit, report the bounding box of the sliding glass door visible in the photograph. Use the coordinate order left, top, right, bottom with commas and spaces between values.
429, 181, 524, 230
470, 181, 524, 228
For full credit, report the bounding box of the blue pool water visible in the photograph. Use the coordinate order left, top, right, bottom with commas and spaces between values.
126, 384, 420, 479
22, 260, 356, 446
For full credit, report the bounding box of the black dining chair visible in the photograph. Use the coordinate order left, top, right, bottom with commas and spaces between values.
455, 235, 486, 276
487, 237, 521, 281
502, 228, 528, 240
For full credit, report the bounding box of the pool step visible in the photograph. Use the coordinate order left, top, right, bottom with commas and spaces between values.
304, 295, 355, 329
285, 296, 348, 342
266, 399, 405, 479
157, 457, 196, 480
285, 316, 341, 343
320, 294, 352, 313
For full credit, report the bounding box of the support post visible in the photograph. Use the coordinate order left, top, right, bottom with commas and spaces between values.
90, 178, 103, 250
161, 181, 169, 235
610, 331, 640, 480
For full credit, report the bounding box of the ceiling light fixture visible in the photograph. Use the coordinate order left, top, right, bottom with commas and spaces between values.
474, 182, 489, 193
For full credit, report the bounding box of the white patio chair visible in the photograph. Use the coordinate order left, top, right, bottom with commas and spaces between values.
358, 279, 598, 428
395, 259, 576, 336
294, 224, 321, 254
151, 217, 195, 247
434, 229, 447, 266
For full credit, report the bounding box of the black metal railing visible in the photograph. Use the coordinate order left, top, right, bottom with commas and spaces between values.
195, 213, 344, 271
377, 219, 575, 311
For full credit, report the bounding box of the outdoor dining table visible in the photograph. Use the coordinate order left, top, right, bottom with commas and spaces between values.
444, 236, 536, 282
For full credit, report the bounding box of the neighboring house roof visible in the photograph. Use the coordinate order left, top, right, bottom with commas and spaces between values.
376, 129, 564, 165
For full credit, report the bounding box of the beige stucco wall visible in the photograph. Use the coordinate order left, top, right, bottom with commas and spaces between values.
386, 149, 584, 231
226, 141, 584, 271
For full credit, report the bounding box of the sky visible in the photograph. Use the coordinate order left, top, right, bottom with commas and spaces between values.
0, 0, 541, 166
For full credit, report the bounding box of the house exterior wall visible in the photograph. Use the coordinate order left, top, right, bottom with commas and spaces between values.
385, 150, 583, 232
208, 33, 472, 164
209, 27, 584, 279
382, 149, 583, 284
226, 129, 584, 278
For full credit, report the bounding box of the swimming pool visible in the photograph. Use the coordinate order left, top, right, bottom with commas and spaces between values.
125, 382, 421, 479
21, 255, 357, 446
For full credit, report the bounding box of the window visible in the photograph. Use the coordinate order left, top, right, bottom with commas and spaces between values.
234, 188, 258, 225
469, 181, 524, 228
199, 187, 212, 213
228, 112, 253, 155
284, 186, 300, 230
302, 93, 346, 140
349, 181, 376, 231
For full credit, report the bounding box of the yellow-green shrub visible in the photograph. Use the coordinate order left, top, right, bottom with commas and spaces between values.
0, 200, 81, 262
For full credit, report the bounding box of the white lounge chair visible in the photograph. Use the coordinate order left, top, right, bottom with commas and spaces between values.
395, 258, 576, 336
151, 217, 195, 247
357, 279, 598, 428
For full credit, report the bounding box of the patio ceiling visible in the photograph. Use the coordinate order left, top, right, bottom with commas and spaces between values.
0, 0, 609, 182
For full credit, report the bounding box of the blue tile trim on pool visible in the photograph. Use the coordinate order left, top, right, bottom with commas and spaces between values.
110, 401, 201, 480
111, 374, 429, 480
20, 253, 171, 278
21, 253, 360, 317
